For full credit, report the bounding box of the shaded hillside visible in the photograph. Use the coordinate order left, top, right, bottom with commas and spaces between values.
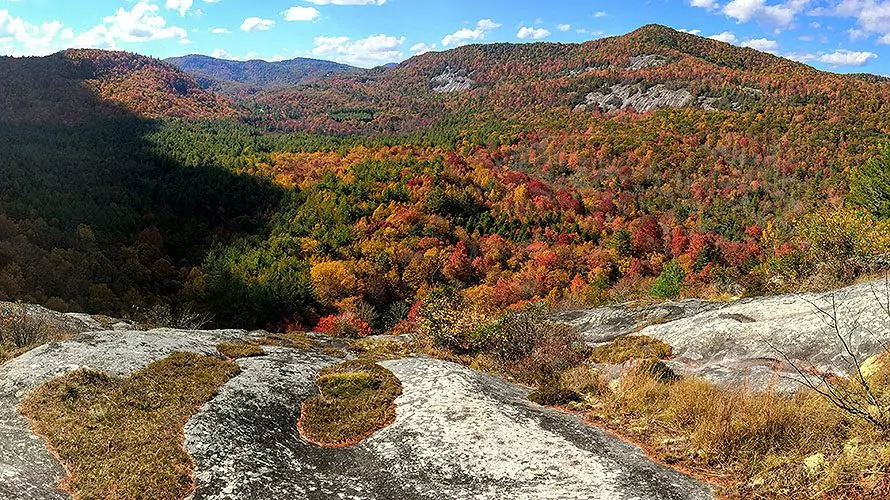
166, 54, 359, 94
0, 50, 236, 123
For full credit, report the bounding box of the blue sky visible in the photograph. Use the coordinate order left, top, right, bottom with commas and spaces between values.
1, 0, 890, 73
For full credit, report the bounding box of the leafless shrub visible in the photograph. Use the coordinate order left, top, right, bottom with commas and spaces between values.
135, 303, 213, 330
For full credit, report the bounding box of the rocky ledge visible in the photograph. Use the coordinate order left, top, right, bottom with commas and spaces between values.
1, 328, 713, 500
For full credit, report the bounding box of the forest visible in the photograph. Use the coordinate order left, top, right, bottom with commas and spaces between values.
0, 24, 889, 333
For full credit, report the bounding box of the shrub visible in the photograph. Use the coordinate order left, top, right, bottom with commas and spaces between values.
560, 365, 607, 396
314, 311, 373, 338
633, 358, 679, 382
651, 260, 686, 299
590, 335, 673, 364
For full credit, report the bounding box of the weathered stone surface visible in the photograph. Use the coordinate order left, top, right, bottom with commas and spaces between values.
0, 328, 260, 500
559, 279, 890, 390
576, 83, 693, 113
186, 356, 713, 499
626, 54, 669, 70
431, 67, 475, 93
3, 329, 713, 499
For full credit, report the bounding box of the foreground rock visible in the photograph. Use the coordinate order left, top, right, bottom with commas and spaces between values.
559, 279, 890, 390
186, 356, 712, 499
1, 328, 712, 500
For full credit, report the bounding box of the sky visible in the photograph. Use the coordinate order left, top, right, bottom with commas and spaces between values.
2, 0, 890, 73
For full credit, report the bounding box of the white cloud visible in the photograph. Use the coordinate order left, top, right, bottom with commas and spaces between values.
240, 17, 274, 32
441, 19, 501, 47
725, 0, 809, 28
74, 2, 188, 50
304, 0, 385, 4
165, 0, 193, 17
741, 37, 778, 51
311, 33, 404, 67
691, 0, 720, 9
786, 49, 878, 66
517, 26, 550, 39
410, 42, 435, 54
818, 49, 877, 65
0, 10, 73, 56
708, 31, 739, 43
594, 11, 607, 17
557, 24, 571, 31
210, 27, 230, 34
282, 6, 320, 21
678, 28, 703, 34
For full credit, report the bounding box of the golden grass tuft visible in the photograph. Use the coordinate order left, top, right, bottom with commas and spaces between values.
350, 336, 413, 361
19, 352, 239, 500
216, 342, 265, 359
258, 331, 314, 350
298, 359, 402, 447
590, 335, 673, 364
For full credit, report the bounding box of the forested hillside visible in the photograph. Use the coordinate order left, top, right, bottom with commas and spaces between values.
0, 25, 888, 331
166, 54, 359, 95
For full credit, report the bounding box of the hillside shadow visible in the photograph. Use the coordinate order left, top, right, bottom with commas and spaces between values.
0, 55, 285, 324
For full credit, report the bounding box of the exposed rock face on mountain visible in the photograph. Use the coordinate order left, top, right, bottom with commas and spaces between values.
575, 83, 694, 112
558, 278, 890, 390
2, 328, 712, 500
431, 67, 475, 93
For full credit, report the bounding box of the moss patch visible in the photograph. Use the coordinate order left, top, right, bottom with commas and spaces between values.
350, 336, 413, 361
298, 360, 402, 447
590, 335, 673, 364
20, 352, 239, 500
217, 342, 265, 359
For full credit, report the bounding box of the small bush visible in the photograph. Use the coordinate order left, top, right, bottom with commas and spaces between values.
528, 386, 584, 406
590, 335, 673, 364
315, 311, 372, 338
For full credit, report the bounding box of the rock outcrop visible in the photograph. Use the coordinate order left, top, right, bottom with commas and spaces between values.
558, 279, 890, 390
1, 328, 713, 499
576, 83, 694, 112
431, 67, 475, 93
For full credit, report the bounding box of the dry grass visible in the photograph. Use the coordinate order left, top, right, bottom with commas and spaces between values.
588, 368, 890, 499
258, 331, 314, 350
298, 360, 402, 447
590, 335, 673, 364
19, 352, 239, 500
216, 342, 265, 359
349, 336, 413, 361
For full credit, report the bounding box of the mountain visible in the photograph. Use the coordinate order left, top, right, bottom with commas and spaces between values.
165, 54, 360, 94
247, 24, 890, 135
0, 49, 237, 124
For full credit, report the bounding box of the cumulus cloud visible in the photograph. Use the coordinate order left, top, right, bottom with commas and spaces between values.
240, 17, 275, 32
282, 6, 320, 21
708, 31, 739, 43
691, 0, 720, 10
76, 2, 188, 49
0, 10, 73, 56
557, 24, 571, 31
312, 33, 404, 67
441, 19, 501, 47
787, 49, 878, 66
517, 26, 550, 39
410, 42, 435, 54
165, 0, 193, 17
741, 37, 778, 51
692, 0, 808, 28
